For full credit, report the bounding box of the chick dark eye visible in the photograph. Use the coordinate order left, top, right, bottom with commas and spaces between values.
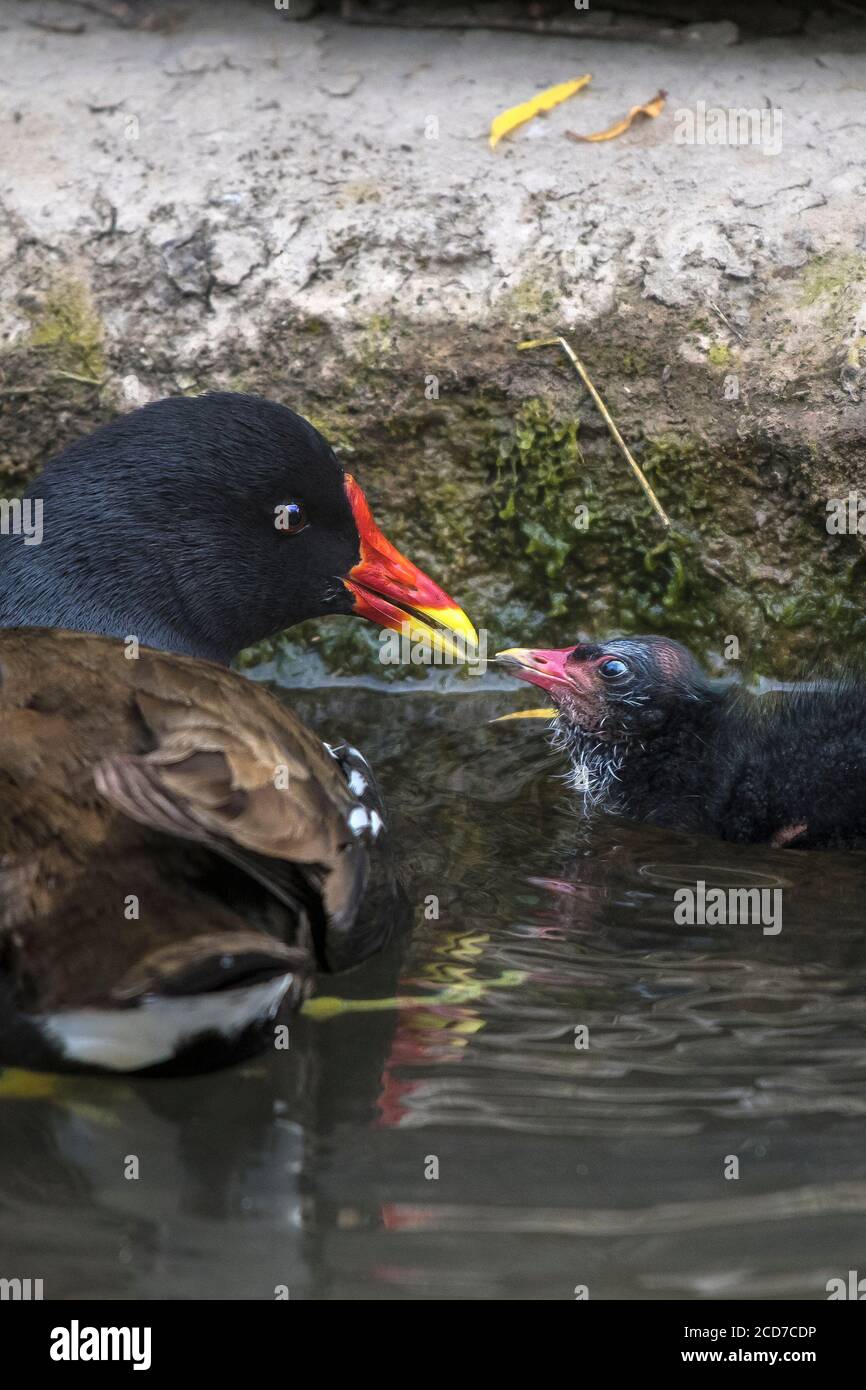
274, 501, 308, 535
599, 658, 629, 679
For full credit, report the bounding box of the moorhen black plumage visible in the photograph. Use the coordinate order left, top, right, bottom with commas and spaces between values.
0, 391, 476, 663
499, 635, 866, 850
0, 393, 477, 1074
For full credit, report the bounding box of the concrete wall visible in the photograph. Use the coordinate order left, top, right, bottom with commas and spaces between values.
2, 2, 865, 669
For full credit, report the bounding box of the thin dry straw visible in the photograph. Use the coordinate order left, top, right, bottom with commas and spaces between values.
517, 335, 672, 529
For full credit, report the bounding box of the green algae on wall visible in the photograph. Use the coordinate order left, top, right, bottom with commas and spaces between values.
5, 289, 861, 683
28, 280, 105, 382
707, 343, 733, 367
491, 399, 585, 615
475, 407, 707, 637
237, 387, 866, 681
800, 252, 866, 309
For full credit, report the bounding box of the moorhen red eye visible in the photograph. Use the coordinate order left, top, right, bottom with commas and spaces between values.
499, 634, 866, 851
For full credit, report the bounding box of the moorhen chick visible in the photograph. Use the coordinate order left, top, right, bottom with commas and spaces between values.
0, 393, 476, 1074
499, 635, 866, 850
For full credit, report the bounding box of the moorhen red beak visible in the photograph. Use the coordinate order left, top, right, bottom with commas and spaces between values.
342, 474, 478, 660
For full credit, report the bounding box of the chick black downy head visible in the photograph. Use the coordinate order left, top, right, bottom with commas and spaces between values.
499, 635, 714, 742
497, 635, 726, 817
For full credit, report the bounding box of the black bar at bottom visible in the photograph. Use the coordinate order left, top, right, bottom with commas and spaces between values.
0, 1296, 862, 1372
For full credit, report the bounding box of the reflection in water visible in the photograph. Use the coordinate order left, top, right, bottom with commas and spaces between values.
2, 684, 866, 1300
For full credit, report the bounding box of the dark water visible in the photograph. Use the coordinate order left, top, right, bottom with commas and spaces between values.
3, 679, 866, 1301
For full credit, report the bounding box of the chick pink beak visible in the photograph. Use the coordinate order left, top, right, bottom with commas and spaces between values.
496, 646, 578, 696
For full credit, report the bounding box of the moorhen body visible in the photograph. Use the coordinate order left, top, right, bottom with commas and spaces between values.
0, 630, 398, 1073
500, 635, 866, 850
0, 393, 476, 1073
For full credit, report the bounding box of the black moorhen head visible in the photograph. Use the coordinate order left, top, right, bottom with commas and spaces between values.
499, 635, 866, 850
0, 392, 476, 664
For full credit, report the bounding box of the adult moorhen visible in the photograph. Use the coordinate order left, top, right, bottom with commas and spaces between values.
499, 635, 866, 850
0, 393, 476, 1073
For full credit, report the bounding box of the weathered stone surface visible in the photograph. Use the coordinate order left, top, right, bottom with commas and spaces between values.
1, 2, 865, 671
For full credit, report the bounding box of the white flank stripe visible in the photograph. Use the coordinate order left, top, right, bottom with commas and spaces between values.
38, 973, 293, 1071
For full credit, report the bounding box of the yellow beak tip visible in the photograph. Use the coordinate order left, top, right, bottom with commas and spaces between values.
491, 707, 557, 724
420, 607, 480, 651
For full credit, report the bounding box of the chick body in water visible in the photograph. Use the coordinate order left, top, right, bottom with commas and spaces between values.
500, 636, 866, 850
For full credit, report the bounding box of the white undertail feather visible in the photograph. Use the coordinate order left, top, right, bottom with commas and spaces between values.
38, 973, 293, 1071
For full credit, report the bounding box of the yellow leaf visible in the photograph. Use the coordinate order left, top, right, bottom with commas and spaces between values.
0, 1067, 59, 1101
566, 89, 666, 144
302, 970, 527, 1022
491, 707, 557, 723
490, 75, 591, 149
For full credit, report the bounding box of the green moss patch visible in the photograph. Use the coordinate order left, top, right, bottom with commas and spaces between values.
28, 280, 105, 382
